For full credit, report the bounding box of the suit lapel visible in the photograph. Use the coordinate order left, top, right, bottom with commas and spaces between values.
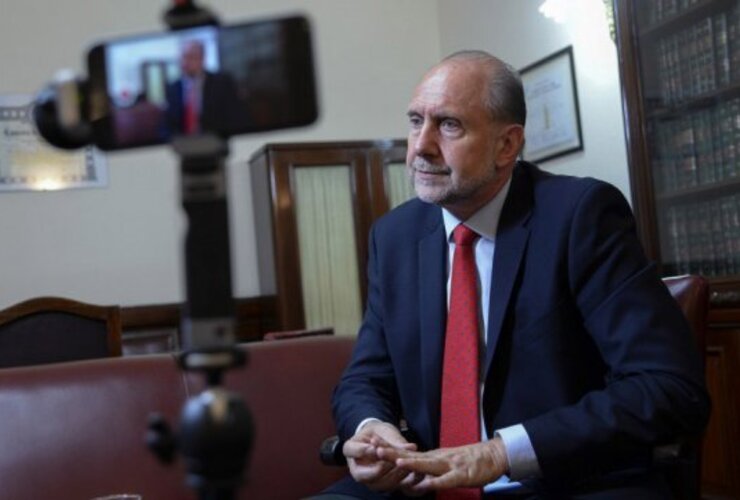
483, 164, 533, 377
418, 209, 447, 444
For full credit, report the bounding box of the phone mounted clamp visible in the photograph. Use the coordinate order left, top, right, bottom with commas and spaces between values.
143, 2, 254, 500
32, 70, 93, 150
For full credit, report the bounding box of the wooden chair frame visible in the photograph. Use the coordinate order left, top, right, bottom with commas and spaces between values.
0, 296, 122, 358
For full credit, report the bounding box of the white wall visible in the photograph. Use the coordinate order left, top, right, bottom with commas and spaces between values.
0, 1, 631, 308
437, 0, 631, 199
0, 0, 441, 307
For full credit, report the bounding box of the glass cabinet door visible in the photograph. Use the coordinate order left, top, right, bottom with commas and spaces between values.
249, 140, 407, 333
627, 0, 740, 278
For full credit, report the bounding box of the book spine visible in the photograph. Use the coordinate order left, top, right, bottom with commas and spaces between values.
711, 107, 725, 183
730, 4, 740, 82
732, 98, 740, 179
718, 102, 737, 180
676, 115, 698, 188
710, 199, 727, 276
697, 201, 715, 276
662, 206, 680, 276
676, 204, 692, 274
728, 194, 740, 274
714, 13, 731, 88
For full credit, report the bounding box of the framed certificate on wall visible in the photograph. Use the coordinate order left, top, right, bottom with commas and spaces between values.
0, 94, 106, 192
520, 46, 584, 164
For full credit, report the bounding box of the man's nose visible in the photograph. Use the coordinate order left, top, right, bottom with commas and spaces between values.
413, 123, 440, 158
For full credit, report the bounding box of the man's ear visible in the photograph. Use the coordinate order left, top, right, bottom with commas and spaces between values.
495, 124, 525, 168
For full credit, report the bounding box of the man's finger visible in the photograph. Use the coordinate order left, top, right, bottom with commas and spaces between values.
376, 445, 420, 462
369, 465, 411, 490
381, 464, 409, 481
399, 471, 424, 486
399, 471, 427, 497
412, 469, 478, 491
417, 470, 458, 489
395, 456, 449, 476
351, 460, 391, 483
369, 434, 392, 448
369, 433, 416, 449
343, 440, 376, 459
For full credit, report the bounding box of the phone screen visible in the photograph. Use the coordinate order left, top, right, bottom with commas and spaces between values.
87, 16, 318, 150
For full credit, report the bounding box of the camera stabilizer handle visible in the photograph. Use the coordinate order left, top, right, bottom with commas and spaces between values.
146, 3, 254, 500
173, 134, 236, 353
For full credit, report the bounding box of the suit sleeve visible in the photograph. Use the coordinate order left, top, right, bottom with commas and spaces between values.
523, 181, 710, 482
331, 224, 403, 441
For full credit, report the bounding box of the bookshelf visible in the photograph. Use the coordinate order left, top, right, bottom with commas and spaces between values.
615, 0, 740, 496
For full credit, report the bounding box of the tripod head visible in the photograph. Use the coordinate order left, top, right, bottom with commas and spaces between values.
148, 346, 253, 500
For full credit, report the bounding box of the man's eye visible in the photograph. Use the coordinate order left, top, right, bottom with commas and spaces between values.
441, 119, 461, 131
408, 116, 422, 128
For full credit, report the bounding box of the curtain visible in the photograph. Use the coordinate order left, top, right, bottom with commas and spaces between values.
386, 162, 416, 209
293, 166, 362, 336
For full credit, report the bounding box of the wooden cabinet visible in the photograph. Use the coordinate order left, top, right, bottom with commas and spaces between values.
704, 311, 740, 497
249, 140, 410, 336
614, 0, 740, 496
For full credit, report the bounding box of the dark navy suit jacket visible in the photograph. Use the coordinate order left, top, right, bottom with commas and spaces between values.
166, 71, 244, 135
331, 161, 709, 495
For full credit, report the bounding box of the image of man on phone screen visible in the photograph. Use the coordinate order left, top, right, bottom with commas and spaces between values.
166, 39, 244, 136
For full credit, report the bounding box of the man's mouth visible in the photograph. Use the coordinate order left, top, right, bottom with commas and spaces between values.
411, 160, 450, 176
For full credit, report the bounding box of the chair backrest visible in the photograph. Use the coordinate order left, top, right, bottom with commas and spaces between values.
661, 275, 709, 500
0, 296, 122, 369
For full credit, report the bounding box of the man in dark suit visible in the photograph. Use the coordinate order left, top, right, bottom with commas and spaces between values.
324, 51, 709, 498
166, 39, 243, 136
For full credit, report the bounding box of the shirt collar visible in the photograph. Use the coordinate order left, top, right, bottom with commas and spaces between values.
442, 176, 512, 243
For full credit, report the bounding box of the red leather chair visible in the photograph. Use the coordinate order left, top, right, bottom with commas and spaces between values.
661, 275, 709, 500
663, 275, 709, 361
0, 336, 354, 499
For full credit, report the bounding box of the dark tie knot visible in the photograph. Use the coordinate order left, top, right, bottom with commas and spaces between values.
453, 224, 479, 246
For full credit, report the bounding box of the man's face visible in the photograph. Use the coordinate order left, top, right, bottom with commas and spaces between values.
406, 60, 516, 219
181, 42, 204, 78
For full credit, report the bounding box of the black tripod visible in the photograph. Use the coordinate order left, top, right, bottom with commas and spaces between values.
146, 3, 254, 500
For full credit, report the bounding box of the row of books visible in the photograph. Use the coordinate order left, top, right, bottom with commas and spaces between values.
662, 193, 740, 277
655, 6, 740, 105
645, 0, 704, 25
651, 97, 740, 193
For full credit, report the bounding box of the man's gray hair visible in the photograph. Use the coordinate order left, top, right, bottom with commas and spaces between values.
443, 50, 527, 127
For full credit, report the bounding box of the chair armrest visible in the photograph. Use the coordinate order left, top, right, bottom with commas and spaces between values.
652, 438, 701, 500
320, 435, 347, 466
652, 434, 700, 462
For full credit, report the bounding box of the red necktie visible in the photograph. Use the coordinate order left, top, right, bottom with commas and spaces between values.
439, 224, 482, 500
183, 82, 198, 134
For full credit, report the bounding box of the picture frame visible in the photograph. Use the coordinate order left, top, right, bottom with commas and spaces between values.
0, 94, 107, 192
520, 46, 584, 164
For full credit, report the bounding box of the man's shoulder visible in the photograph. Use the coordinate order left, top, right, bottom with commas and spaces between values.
206, 70, 237, 86
520, 161, 627, 211
522, 161, 604, 191
372, 197, 440, 238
